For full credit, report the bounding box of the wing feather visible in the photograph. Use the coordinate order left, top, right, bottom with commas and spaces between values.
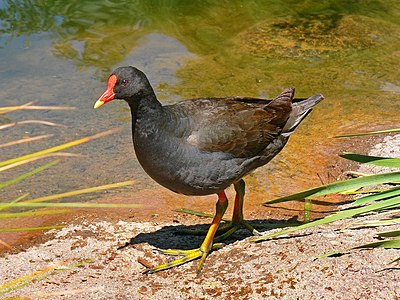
179, 88, 294, 157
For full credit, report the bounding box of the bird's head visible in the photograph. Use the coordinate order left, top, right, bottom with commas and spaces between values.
94, 66, 151, 108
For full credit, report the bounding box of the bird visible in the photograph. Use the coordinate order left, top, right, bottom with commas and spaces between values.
94, 66, 324, 274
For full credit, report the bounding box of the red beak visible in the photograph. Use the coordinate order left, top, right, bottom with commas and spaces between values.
94, 75, 117, 108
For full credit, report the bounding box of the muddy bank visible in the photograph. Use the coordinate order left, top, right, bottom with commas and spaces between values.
0, 134, 399, 299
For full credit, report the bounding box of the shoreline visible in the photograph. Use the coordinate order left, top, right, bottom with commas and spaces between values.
0, 133, 399, 299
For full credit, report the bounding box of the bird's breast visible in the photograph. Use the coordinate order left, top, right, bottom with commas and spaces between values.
132, 128, 250, 196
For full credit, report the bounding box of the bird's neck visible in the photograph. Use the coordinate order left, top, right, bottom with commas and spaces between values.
128, 93, 165, 141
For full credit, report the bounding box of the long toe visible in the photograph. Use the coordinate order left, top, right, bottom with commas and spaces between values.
144, 248, 203, 274
143, 243, 226, 274
214, 220, 261, 242
178, 219, 262, 239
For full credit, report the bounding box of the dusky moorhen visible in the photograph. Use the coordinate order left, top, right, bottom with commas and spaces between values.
94, 66, 324, 274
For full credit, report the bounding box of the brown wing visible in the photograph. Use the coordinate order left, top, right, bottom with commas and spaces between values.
180, 88, 294, 157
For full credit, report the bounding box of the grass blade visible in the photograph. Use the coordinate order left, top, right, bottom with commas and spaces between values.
335, 128, 400, 138
0, 160, 59, 189
347, 218, 400, 228
0, 262, 64, 295
353, 186, 400, 205
253, 195, 400, 242
0, 101, 35, 114
174, 208, 230, 222
377, 230, 400, 238
0, 193, 29, 212
23, 180, 135, 203
0, 152, 79, 172
0, 134, 53, 149
263, 172, 400, 205
0, 128, 121, 168
174, 208, 215, 219
390, 257, 400, 264
0, 120, 66, 130
343, 188, 392, 195
0, 202, 141, 209
0, 239, 11, 249
0, 259, 92, 296
0, 209, 70, 219
340, 153, 400, 168
0, 105, 75, 113
0, 225, 64, 233
319, 238, 400, 259
304, 198, 312, 223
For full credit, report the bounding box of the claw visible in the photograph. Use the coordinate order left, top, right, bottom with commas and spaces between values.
143, 243, 226, 274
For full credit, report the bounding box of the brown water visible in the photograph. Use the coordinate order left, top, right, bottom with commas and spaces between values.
1, 1, 400, 237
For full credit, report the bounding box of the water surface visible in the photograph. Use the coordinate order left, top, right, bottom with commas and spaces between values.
1, 0, 399, 217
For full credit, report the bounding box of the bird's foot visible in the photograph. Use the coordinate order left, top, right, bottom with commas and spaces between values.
213, 219, 261, 242
179, 219, 261, 240
143, 243, 224, 274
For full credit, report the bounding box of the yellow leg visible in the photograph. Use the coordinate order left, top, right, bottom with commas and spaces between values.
166, 180, 261, 240
144, 192, 228, 274
214, 179, 261, 242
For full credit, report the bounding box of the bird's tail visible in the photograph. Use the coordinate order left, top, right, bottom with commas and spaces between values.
283, 94, 324, 134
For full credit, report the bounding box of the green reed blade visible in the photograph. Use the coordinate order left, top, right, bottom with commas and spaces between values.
0, 202, 141, 209
0, 160, 59, 189
263, 172, 400, 205
254, 195, 400, 242
0, 225, 64, 233
335, 128, 400, 138
0, 209, 70, 219
340, 153, 400, 168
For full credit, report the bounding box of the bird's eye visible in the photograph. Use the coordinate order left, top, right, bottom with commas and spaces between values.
121, 79, 128, 86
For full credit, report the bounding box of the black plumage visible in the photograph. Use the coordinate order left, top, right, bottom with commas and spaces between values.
94, 66, 324, 273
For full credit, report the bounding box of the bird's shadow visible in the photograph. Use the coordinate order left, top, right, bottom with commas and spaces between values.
118, 217, 304, 251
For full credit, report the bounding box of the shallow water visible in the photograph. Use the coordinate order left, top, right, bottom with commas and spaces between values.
0, 1, 399, 216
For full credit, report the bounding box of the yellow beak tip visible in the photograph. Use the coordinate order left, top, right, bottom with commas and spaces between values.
94, 100, 105, 109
